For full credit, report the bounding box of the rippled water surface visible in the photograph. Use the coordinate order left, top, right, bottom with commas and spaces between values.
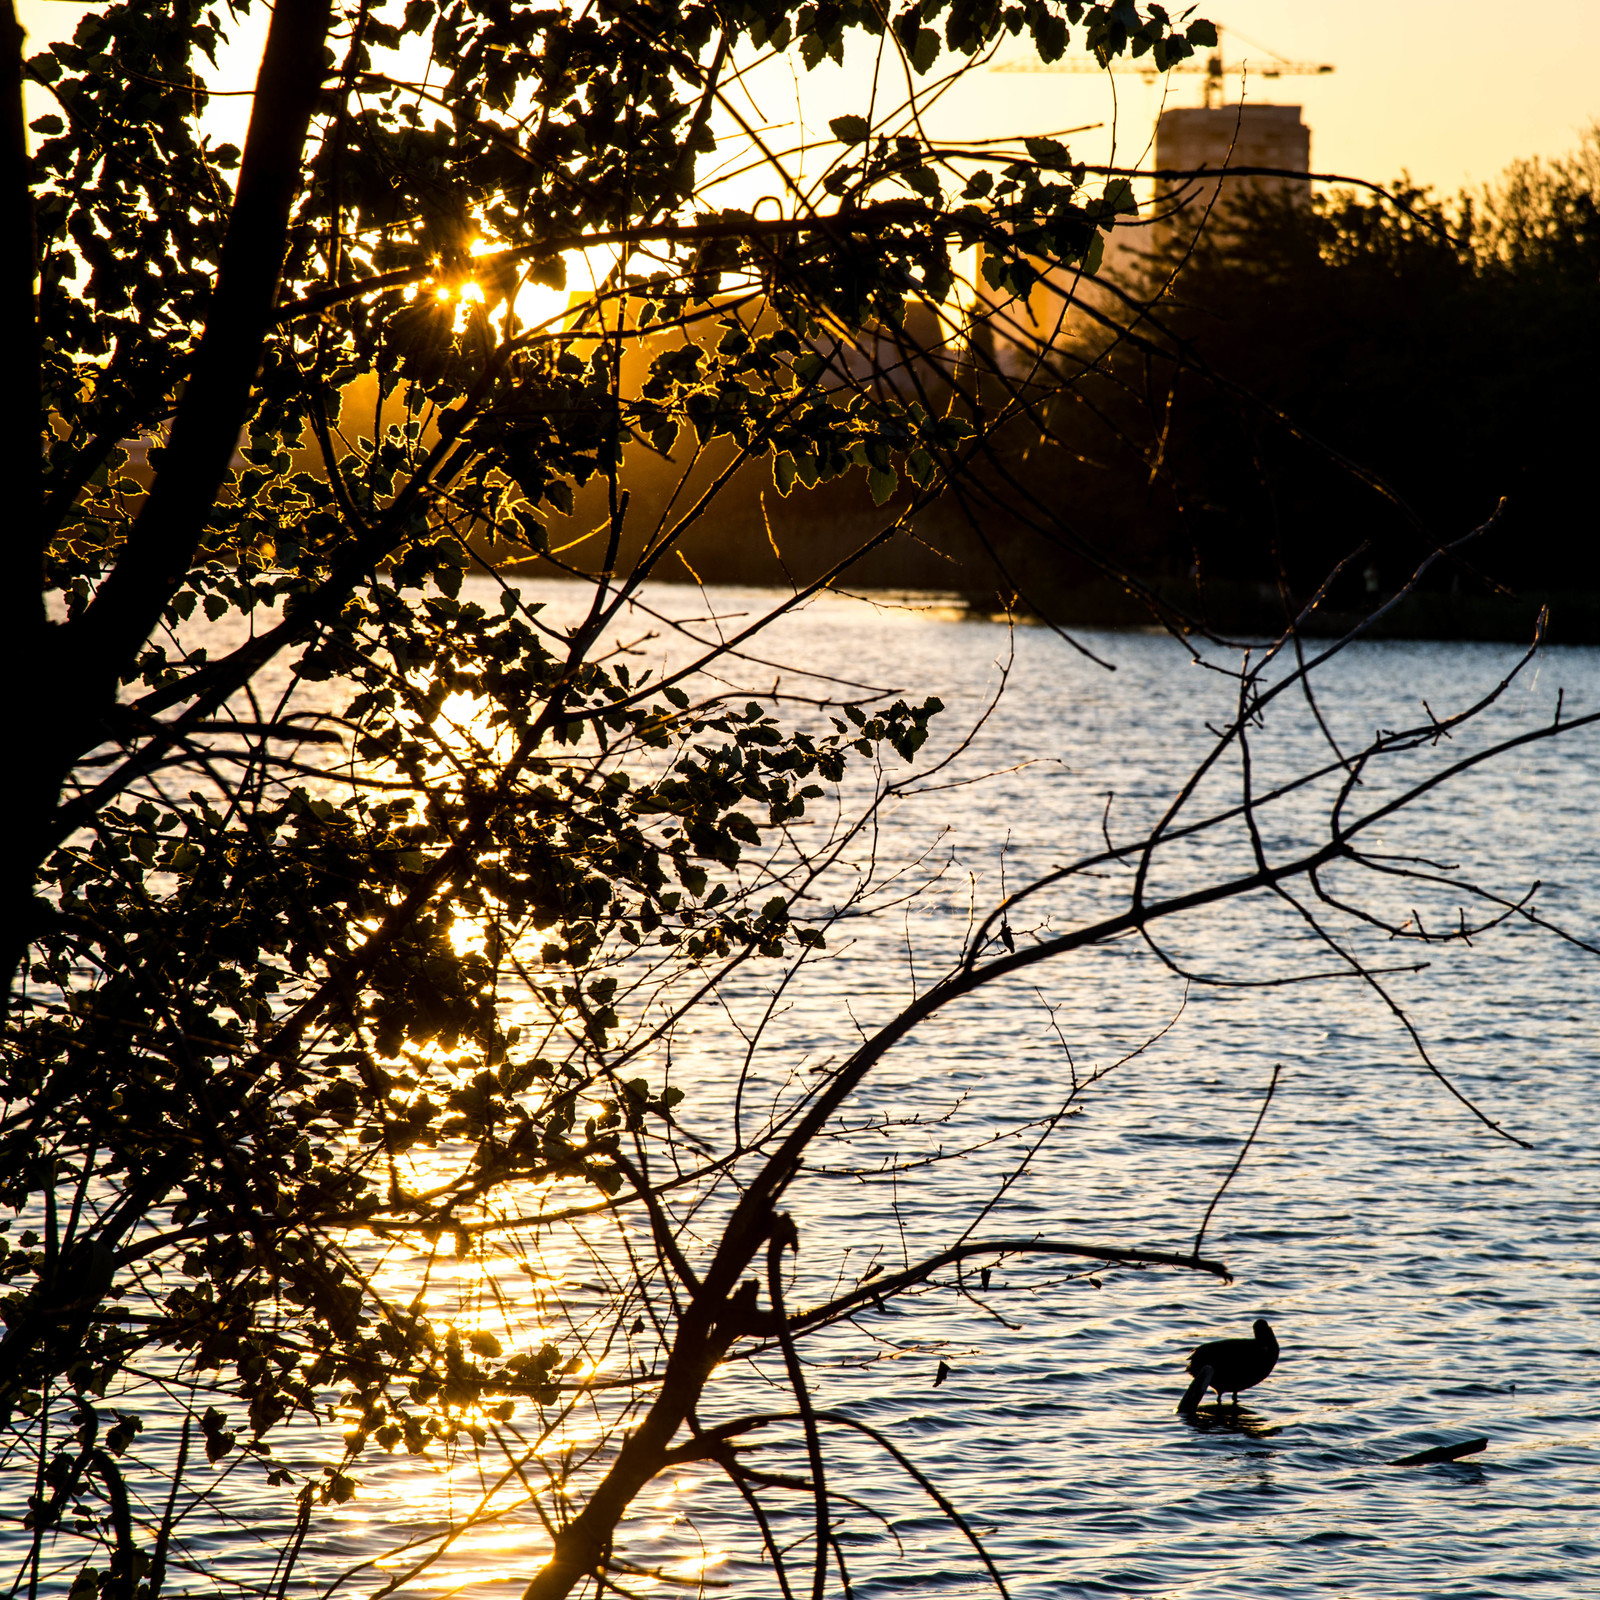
33, 582, 1600, 1597
666, 588, 1600, 1600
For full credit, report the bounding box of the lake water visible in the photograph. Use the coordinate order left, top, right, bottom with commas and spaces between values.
19, 580, 1600, 1598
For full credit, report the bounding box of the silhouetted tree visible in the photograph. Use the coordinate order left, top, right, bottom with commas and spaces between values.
989, 130, 1600, 630
6, 2, 1598, 1596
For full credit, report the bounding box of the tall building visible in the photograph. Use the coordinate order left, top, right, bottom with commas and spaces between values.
1153, 104, 1310, 234
966, 103, 1314, 380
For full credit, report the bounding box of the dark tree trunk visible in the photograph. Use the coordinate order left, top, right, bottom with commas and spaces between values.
5, 0, 334, 988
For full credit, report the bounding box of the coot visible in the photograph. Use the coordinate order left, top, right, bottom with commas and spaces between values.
1177, 1318, 1279, 1411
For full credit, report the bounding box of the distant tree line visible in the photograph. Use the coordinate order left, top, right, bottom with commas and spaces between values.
540, 130, 1600, 640
980, 128, 1600, 637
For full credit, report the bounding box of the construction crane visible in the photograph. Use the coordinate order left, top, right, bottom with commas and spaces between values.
991, 27, 1332, 108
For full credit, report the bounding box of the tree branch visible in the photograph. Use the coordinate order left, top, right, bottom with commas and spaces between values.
68, 0, 334, 704
780, 1236, 1231, 1336
1, 0, 42, 629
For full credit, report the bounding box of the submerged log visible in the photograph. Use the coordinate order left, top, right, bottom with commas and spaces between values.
1390, 1437, 1488, 1466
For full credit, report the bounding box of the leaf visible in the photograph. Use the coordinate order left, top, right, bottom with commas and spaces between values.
867, 465, 897, 505
1024, 136, 1070, 172
528, 254, 567, 289
1186, 19, 1219, 47
1032, 13, 1068, 63
725, 812, 761, 845
201, 1407, 235, 1462
829, 115, 870, 147
1101, 177, 1138, 216
514, 509, 547, 551
911, 27, 940, 74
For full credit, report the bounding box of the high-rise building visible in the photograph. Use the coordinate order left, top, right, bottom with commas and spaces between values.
1153, 104, 1310, 235
966, 104, 1313, 379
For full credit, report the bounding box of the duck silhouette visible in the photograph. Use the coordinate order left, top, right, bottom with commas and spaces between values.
1177, 1318, 1279, 1411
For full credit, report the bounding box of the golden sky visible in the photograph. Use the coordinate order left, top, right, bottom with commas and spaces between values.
19, 0, 1600, 198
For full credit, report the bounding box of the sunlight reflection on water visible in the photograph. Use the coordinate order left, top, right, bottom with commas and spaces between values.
81, 581, 1600, 1596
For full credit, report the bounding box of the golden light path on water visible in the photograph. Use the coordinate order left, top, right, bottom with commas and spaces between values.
319, 669, 733, 1596
332, 1159, 724, 1594
332, 1170, 737, 1593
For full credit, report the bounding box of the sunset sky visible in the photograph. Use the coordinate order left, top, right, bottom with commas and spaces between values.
715, 0, 1600, 202
19, 0, 1600, 197
1001, 0, 1600, 192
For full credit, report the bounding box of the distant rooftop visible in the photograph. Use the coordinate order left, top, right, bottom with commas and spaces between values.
1155, 104, 1310, 187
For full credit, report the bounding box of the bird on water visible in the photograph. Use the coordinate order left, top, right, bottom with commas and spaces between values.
1177, 1318, 1279, 1411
